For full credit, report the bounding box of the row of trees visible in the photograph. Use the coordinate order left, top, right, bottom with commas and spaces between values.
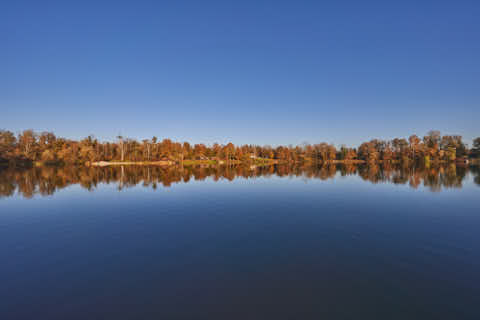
0, 129, 479, 165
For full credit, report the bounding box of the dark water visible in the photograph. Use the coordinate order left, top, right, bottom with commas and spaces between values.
1, 164, 479, 319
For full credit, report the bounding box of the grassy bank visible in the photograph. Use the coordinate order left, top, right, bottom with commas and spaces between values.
470, 158, 480, 165
89, 161, 174, 166
88, 158, 281, 167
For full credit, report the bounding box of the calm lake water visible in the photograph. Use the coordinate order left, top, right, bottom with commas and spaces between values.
1, 164, 479, 319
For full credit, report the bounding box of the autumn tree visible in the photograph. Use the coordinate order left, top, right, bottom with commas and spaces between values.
117, 135, 125, 161
409, 135, 421, 160
0, 130, 16, 162
18, 130, 37, 160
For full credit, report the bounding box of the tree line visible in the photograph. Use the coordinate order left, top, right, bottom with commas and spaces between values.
0, 129, 479, 166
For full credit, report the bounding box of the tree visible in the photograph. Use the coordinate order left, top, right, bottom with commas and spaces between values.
358, 141, 379, 163
117, 135, 125, 161
142, 139, 151, 161
471, 137, 480, 158
423, 130, 441, 159
41, 149, 56, 162
18, 130, 37, 159
223, 143, 235, 162
409, 135, 420, 160
0, 130, 16, 161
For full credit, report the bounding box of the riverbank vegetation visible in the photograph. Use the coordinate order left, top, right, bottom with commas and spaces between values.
0, 129, 478, 167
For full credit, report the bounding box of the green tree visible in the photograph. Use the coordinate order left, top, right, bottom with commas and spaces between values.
471, 137, 480, 158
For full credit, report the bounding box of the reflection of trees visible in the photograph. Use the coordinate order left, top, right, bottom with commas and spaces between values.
0, 163, 478, 199
470, 166, 480, 186
355, 163, 472, 192
346, 163, 474, 192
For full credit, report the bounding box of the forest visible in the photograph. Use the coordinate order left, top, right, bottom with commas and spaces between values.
0, 129, 479, 166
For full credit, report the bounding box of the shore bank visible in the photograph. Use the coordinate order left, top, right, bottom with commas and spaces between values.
87, 159, 280, 166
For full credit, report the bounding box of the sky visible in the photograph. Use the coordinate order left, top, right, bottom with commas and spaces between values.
1, 0, 479, 147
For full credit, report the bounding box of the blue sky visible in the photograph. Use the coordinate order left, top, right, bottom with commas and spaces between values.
2, 0, 479, 147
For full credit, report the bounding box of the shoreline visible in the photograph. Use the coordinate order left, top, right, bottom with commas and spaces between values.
81, 158, 479, 167
87, 159, 281, 166
2, 158, 478, 168
87, 159, 369, 166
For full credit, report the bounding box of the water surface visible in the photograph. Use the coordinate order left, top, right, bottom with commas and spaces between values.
1, 164, 479, 319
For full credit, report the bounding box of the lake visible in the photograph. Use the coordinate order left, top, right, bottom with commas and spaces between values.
1, 164, 479, 319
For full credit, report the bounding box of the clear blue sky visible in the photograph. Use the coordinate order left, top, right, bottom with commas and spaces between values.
2, 0, 479, 147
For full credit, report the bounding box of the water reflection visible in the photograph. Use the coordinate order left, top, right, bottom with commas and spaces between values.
0, 163, 478, 198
